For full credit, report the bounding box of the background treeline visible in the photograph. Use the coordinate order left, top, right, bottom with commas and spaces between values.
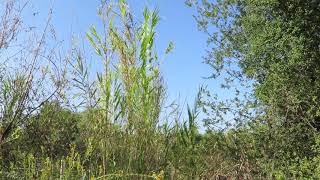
1, 0, 320, 179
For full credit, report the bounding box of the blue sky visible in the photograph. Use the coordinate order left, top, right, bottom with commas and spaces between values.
24, 0, 224, 107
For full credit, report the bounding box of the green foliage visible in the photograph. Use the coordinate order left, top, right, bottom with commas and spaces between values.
2, 0, 320, 179
190, 0, 320, 178
21, 102, 81, 159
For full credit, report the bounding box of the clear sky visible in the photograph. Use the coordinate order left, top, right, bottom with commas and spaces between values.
24, 0, 224, 108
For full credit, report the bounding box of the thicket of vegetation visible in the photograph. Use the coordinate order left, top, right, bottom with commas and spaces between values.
1, 0, 320, 179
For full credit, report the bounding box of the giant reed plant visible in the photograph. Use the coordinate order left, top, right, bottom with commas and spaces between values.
80, 0, 172, 176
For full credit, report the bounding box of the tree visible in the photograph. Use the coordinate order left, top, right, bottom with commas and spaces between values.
190, 0, 320, 178
22, 102, 80, 159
